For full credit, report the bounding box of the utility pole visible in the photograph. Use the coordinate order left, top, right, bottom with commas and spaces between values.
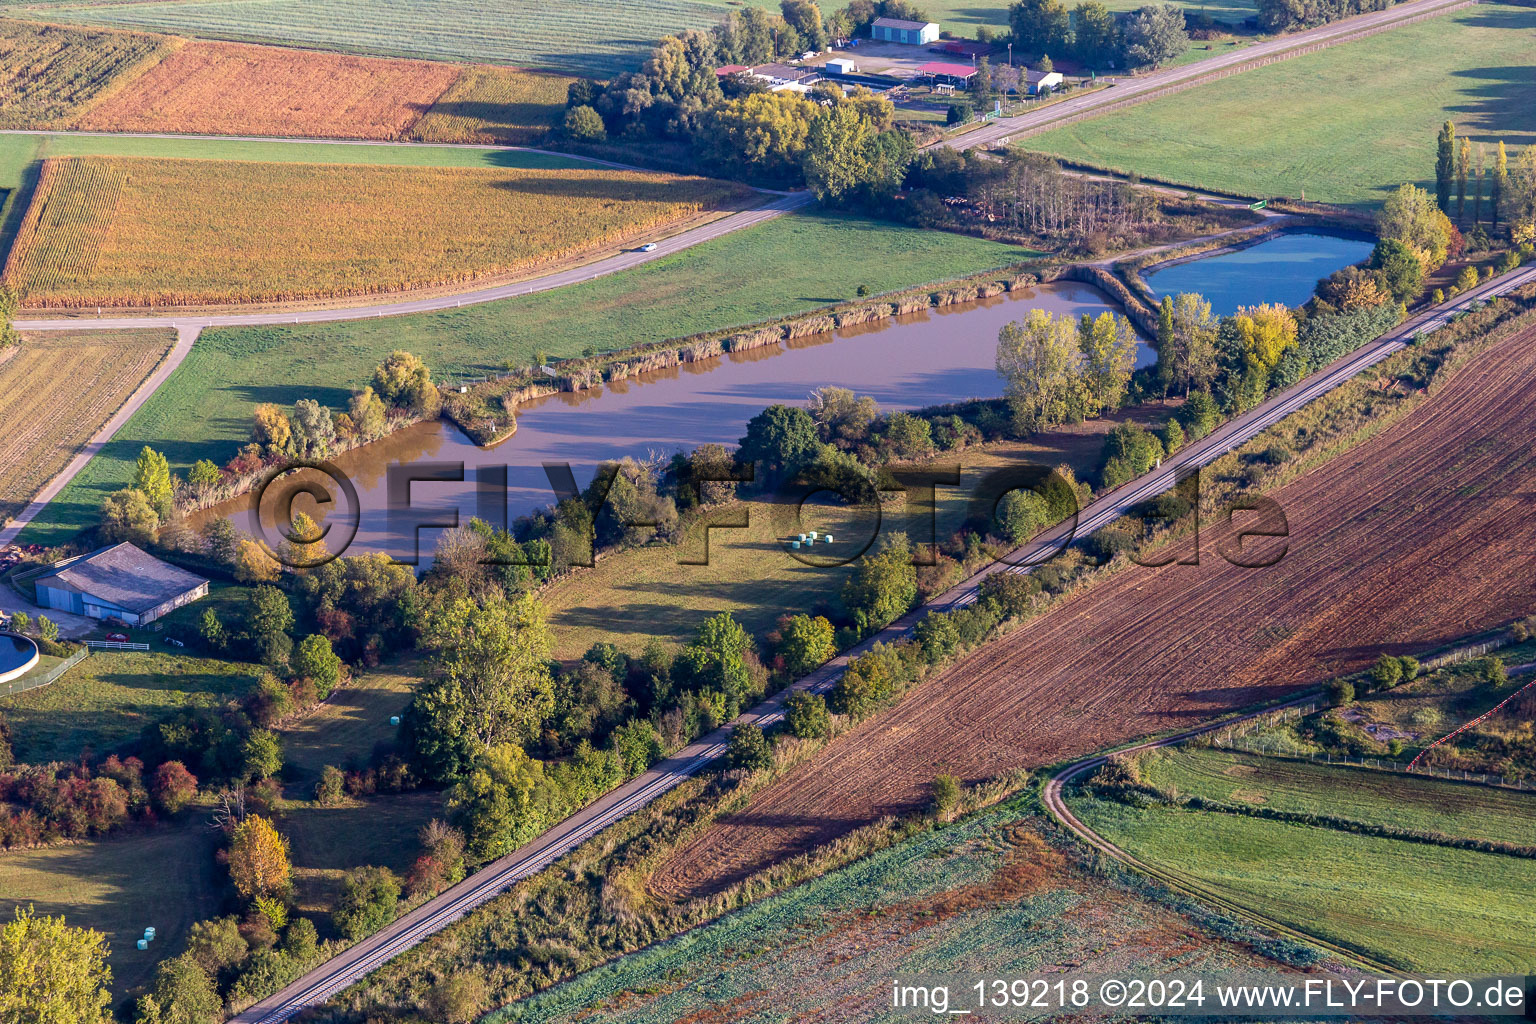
1008, 42, 1013, 67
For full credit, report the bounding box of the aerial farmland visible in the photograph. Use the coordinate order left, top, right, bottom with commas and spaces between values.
0, 0, 1533, 1021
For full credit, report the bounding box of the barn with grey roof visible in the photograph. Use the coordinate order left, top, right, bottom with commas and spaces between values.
33, 542, 209, 626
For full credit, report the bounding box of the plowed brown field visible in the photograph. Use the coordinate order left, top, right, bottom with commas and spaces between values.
651, 321, 1536, 901
76, 40, 459, 139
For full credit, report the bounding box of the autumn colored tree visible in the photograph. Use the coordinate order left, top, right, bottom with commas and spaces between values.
226, 814, 292, 899
252, 403, 293, 457
133, 446, 174, 520
0, 907, 113, 1024
234, 539, 280, 584
100, 488, 159, 545
151, 762, 198, 815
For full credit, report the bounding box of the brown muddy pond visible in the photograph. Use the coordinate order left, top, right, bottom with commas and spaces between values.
208, 280, 1145, 562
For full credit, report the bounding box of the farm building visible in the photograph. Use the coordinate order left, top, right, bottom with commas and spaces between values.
33, 542, 209, 626
918, 61, 978, 88
871, 16, 939, 44
749, 63, 819, 90
1024, 69, 1064, 94
824, 57, 857, 74
715, 63, 748, 77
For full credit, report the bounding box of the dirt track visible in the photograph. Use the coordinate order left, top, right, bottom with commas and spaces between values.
650, 321, 1536, 901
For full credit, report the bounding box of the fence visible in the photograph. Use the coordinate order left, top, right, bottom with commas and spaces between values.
0, 646, 90, 698
84, 639, 151, 651
1214, 740, 1536, 793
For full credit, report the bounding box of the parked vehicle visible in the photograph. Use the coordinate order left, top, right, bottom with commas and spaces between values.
106, 632, 130, 642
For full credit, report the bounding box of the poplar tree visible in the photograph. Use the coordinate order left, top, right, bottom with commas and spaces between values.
1492, 140, 1508, 230
1435, 121, 1456, 213
1473, 142, 1485, 226
1456, 137, 1470, 223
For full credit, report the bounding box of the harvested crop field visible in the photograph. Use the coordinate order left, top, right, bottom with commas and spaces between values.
0, 327, 173, 524
22, 0, 732, 77
2, 155, 753, 307
0, 18, 175, 128
652, 319, 1536, 900
408, 65, 574, 145
76, 39, 460, 139
493, 812, 1276, 1024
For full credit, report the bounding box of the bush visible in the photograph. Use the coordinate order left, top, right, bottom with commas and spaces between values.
930, 773, 961, 820
978, 571, 1039, 618
563, 104, 606, 142
1398, 655, 1420, 683
1325, 679, 1355, 706
946, 101, 971, 125
1175, 390, 1220, 440
724, 723, 772, 772
1369, 654, 1403, 690
151, 761, 198, 815
291, 634, 342, 699
331, 866, 401, 941
315, 765, 345, 806
784, 690, 831, 740
426, 973, 490, 1024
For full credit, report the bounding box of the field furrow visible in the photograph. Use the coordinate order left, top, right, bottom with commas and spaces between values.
0, 328, 175, 525
651, 319, 1536, 900
2, 155, 753, 307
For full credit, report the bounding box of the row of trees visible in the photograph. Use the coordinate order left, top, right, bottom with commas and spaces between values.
1435, 123, 1536, 241
1010, 0, 1189, 69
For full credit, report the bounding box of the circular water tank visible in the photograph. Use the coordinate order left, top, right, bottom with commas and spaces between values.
0, 632, 40, 684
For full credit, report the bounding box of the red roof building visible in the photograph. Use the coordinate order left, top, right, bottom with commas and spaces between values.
917, 61, 978, 83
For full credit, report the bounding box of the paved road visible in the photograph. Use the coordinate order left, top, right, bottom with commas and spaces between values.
232, 262, 1536, 1023
0, 324, 201, 562
941, 0, 1471, 153
12, 192, 813, 334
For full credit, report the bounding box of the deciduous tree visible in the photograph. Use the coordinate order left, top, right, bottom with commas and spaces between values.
134, 446, 174, 520
0, 906, 113, 1024
227, 814, 291, 899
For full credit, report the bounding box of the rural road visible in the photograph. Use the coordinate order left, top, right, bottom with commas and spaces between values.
232, 262, 1536, 1024
1037, 694, 1400, 973
0, 325, 201, 552
11, 191, 814, 334
1041, 656, 1536, 970
942, 0, 1471, 153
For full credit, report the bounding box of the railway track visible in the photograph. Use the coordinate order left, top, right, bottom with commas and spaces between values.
231, 261, 1536, 1024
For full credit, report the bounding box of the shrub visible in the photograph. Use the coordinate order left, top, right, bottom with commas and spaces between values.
1398, 655, 1420, 682
1369, 653, 1403, 690
563, 104, 606, 142
1175, 390, 1220, 440
774, 614, 836, 677
724, 723, 772, 772
930, 773, 961, 820
914, 612, 961, 663
315, 765, 345, 807
151, 761, 198, 815
426, 973, 490, 1024
332, 866, 401, 941
978, 571, 1039, 618
784, 690, 831, 740
1325, 679, 1355, 706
